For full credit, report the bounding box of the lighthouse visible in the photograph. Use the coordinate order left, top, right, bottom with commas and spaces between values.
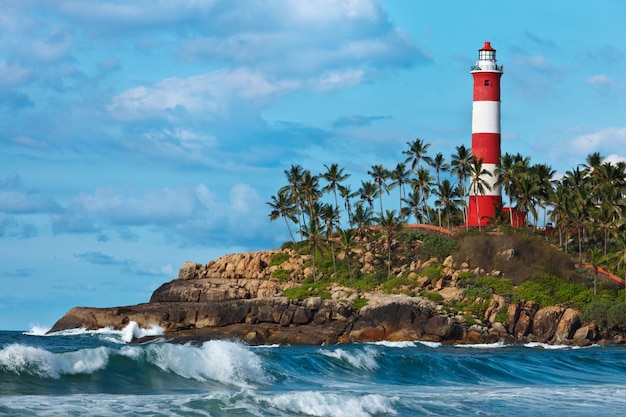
467, 41, 503, 226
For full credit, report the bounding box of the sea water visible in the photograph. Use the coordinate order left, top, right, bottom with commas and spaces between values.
1, 324, 625, 416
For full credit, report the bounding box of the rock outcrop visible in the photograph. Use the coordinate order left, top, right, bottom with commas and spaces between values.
49, 249, 601, 346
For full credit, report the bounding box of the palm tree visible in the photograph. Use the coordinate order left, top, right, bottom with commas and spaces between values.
368, 164, 390, 220
451, 145, 472, 227
378, 210, 405, 276
267, 189, 298, 243
414, 167, 435, 224
338, 228, 356, 282
402, 185, 423, 224
495, 153, 519, 226
338, 184, 357, 228
430, 152, 450, 228
434, 179, 461, 232
321, 163, 350, 212
588, 246, 602, 296
389, 162, 411, 220
548, 184, 571, 249
516, 175, 541, 231
320, 203, 340, 279
468, 156, 492, 230
352, 202, 374, 268
281, 164, 305, 236
358, 180, 378, 212
300, 217, 324, 282
531, 163, 556, 227
299, 169, 321, 225
403, 138, 432, 173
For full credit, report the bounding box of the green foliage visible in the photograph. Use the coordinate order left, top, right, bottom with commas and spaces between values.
476, 276, 514, 295
419, 234, 459, 261
494, 309, 509, 324
582, 301, 626, 332
269, 252, 291, 267
512, 273, 591, 308
381, 276, 414, 294
343, 272, 387, 292
271, 268, 292, 282
456, 271, 475, 287
421, 291, 444, 303
463, 285, 493, 300
421, 266, 443, 283
351, 297, 369, 312
284, 280, 332, 300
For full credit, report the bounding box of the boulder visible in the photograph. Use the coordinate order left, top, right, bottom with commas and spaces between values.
532, 306, 564, 342
553, 308, 581, 343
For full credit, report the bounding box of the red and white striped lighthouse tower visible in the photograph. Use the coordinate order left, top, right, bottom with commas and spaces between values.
467, 41, 503, 226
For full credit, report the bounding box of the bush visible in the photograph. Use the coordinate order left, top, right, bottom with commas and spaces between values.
269, 252, 291, 266
352, 297, 369, 312
381, 276, 414, 294
421, 291, 444, 303
421, 266, 443, 283
456, 271, 476, 288
419, 234, 459, 261
284, 280, 331, 300
582, 301, 626, 332
463, 285, 493, 300
512, 273, 592, 308
271, 268, 292, 282
476, 276, 514, 295
494, 309, 509, 324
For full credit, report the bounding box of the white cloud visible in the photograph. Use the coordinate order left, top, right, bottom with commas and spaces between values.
587, 74, 614, 86
513, 55, 559, 73
51, 183, 268, 246
107, 68, 298, 121
571, 126, 626, 155
605, 154, 626, 165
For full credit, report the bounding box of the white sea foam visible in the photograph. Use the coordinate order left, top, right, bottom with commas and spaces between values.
120, 321, 164, 343
370, 340, 417, 348
145, 340, 269, 388
524, 342, 573, 350
260, 391, 397, 417
42, 321, 164, 344
319, 346, 380, 371
417, 341, 442, 348
0, 343, 109, 378
455, 341, 507, 349
24, 325, 50, 336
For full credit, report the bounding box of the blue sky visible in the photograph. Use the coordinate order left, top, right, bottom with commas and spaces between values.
1, 0, 625, 330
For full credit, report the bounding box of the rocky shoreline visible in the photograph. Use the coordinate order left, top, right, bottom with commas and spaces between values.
48, 249, 620, 346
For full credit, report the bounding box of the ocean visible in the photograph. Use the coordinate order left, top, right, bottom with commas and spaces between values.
0, 324, 625, 417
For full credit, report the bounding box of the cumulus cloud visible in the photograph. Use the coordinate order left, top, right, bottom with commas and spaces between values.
571, 126, 626, 156
51, 183, 268, 247
0, 174, 61, 214
107, 68, 297, 121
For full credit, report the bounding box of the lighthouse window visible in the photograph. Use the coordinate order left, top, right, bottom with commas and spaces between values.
484, 80, 490, 86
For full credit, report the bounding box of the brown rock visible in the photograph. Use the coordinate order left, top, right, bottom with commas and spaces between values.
532, 306, 565, 342
553, 308, 581, 343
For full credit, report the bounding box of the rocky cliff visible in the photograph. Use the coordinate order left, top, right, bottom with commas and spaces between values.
49, 248, 602, 346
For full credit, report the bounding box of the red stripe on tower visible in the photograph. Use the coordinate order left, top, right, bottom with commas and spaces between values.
468, 41, 503, 226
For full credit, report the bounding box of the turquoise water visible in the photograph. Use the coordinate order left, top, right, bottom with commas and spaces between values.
1, 325, 625, 416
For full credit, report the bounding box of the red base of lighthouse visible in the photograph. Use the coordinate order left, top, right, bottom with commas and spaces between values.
467, 195, 502, 227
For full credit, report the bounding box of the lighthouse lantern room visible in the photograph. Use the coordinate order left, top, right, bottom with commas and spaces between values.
468, 41, 503, 227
